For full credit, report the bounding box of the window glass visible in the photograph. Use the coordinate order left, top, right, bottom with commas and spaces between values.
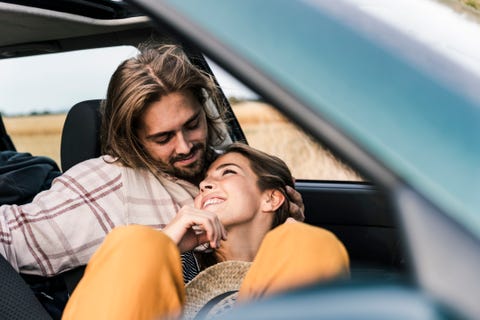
0, 46, 139, 165
208, 60, 361, 181
0, 47, 361, 181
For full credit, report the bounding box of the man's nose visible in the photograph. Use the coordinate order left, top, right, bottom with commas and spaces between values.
175, 131, 193, 155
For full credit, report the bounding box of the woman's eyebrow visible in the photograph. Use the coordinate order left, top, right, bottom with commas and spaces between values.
203, 162, 244, 181
214, 162, 242, 171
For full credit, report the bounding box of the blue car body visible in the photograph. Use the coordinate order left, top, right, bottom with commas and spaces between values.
133, 0, 480, 318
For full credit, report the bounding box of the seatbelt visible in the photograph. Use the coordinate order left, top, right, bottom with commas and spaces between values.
62, 266, 86, 295
0, 114, 16, 151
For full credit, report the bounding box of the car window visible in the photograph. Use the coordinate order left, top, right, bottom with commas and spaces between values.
208, 60, 361, 181
0, 46, 361, 181
0, 46, 139, 165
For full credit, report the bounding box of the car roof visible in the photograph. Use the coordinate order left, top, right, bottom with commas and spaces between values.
0, 0, 246, 152
0, 0, 151, 58
139, 0, 480, 236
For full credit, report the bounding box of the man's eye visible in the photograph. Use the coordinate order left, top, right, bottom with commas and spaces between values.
186, 119, 200, 130
154, 136, 171, 145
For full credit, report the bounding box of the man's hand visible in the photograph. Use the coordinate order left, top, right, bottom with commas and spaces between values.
162, 206, 227, 253
287, 186, 305, 221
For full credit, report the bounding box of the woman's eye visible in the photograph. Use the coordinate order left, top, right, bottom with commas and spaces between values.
223, 169, 237, 175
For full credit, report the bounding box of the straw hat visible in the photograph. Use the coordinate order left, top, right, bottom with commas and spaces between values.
183, 260, 252, 320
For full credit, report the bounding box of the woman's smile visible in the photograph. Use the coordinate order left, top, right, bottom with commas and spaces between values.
202, 197, 226, 210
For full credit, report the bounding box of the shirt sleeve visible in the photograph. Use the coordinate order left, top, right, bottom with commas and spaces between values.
0, 157, 126, 276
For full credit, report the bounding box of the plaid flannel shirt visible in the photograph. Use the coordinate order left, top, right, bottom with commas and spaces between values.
0, 156, 198, 277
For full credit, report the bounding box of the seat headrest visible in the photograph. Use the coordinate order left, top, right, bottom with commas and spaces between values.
0, 115, 16, 151
60, 99, 102, 172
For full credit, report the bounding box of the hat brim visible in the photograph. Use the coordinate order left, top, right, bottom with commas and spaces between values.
183, 260, 252, 319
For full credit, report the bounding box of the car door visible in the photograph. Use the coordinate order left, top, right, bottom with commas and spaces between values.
133, 0, 480, 318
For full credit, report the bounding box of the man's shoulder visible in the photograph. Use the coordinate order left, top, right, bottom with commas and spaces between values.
61, 155, 124, 179
47, 156, 125, 195
64, 156, 178, 191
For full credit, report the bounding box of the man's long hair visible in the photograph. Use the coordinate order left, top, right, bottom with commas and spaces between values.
100, 43, 228, 174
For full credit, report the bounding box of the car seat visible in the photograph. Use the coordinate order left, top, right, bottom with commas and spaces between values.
58, 99, 103, 294
16, 99, 104, 318
0, 254, 51, 319
60, 99, 102, 172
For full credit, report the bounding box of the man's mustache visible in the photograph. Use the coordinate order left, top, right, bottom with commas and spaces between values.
170, 144, 202, 164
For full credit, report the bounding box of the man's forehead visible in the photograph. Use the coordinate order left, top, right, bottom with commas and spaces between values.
142, 97, 204, 135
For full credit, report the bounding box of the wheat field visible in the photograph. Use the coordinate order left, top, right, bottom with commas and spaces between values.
3, 102, 360, 181
231, 102, 360, 180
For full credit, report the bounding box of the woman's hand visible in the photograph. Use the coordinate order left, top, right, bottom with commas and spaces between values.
287, 186, 305, 221
162, 206, 227, 253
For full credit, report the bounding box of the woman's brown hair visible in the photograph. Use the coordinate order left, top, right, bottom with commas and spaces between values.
197, 143, 295, 269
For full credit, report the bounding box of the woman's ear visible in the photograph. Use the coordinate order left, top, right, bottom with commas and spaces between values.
261, 189, 285, 212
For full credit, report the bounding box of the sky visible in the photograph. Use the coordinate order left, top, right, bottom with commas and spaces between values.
0, 46, 257, 116
1, 0, 479, 116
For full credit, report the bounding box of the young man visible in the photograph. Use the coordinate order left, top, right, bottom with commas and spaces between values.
0, 44, 303, 279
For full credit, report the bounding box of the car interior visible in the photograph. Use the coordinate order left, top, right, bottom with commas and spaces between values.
0, 1, 408, 318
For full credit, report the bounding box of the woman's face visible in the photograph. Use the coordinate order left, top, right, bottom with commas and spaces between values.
195, 152, 266, 228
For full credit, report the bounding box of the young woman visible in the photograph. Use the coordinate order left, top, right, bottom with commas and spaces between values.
62, 143, 349, 319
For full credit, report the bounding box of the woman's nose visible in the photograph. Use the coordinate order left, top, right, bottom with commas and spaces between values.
199, 179, 215, 192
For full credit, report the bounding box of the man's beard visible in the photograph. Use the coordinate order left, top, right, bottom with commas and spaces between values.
162, 143, 206, 183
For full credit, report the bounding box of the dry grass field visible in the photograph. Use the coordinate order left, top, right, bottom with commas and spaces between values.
459, 0, 480, 10
3, 102, 360, 181
232, 102, 361, 181
3, 113, 65, 165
